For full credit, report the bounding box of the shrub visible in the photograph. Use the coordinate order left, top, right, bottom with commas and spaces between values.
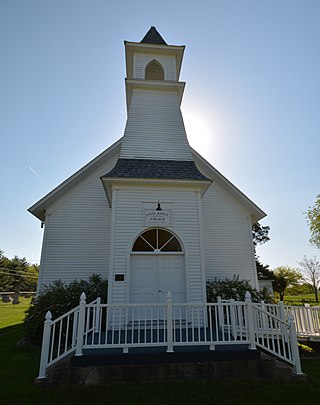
24, 274, 108, 340
206, 275, 272, 303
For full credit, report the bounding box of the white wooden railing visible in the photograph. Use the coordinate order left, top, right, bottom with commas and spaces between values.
286, 304, 320, 337
246, 301, 320, 339
37, 292, 304, 379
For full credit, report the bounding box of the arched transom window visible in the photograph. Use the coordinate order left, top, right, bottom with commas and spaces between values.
132, 229, 182, 252
145, 60, 164, 80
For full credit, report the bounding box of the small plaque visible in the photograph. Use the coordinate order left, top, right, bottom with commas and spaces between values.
144, 209, 171, 226
115, 274, 125, 282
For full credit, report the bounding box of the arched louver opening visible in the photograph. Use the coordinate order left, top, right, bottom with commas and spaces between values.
145, 60, 164, 80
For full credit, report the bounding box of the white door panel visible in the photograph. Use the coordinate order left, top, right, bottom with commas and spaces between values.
131, 255, 157, 304
131, 254, 185, 305
158, 255, 185, 303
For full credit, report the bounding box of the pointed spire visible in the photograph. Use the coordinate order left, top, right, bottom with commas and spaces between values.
141, 26, 167, 45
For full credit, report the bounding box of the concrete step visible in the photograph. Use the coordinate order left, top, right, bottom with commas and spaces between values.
41, 348, 307, 386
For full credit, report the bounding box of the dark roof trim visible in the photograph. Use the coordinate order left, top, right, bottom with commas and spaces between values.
103, 159, 210, 181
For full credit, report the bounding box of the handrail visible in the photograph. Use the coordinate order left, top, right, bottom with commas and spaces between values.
50, 305, 80, 324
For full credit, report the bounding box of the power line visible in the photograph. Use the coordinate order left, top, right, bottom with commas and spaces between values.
0, 270, 38, 280
0, 267, 39, 276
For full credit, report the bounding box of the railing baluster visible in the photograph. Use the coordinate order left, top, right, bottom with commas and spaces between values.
65, 315, 70, 354
57, 320, 62, 357
50, 323, 56, 362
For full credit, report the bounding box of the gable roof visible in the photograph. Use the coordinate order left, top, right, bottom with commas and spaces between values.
28, 139, 122, 221
140, 26, 167, 45
103, 159, 209, 181
28, 137, 266, 223
191, 148, 266, 223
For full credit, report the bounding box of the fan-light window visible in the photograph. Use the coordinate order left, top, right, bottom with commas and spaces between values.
133, 229, 182, 252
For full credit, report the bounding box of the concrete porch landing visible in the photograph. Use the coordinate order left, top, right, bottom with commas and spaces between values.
42, 347, 307, 386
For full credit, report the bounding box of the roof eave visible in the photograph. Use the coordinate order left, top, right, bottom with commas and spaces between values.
100, 176, 212, 207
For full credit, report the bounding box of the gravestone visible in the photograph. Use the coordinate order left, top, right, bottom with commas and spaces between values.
2, 294, 11, 303
12, 292, 20, 304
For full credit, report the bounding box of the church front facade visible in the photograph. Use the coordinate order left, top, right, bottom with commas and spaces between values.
29, 27, 266, 306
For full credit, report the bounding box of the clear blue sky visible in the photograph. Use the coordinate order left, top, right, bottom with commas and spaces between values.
1, 0, 319, 270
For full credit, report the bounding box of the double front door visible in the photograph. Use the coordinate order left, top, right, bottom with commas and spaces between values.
130, 254, 185, 304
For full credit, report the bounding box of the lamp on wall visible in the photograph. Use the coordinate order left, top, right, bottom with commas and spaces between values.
156, 201, 162, 211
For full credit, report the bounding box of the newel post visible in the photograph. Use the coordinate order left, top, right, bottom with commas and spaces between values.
288, 314, 302, 374
75, 292, 86, 356
166, 291, 174, 353
278, 301, 285, 321
217, 296, 223, 331
245, 291, 256, 350
94, 297, 101, 332
38, 311, 52, 379
229, 298, 236, 338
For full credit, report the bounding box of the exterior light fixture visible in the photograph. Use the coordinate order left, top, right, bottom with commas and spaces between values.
156, 201, 162, 211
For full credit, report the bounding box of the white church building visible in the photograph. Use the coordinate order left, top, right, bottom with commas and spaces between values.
29, 27, 266, 308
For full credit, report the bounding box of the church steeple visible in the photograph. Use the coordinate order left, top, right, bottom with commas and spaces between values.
120, 27, 192, 161
101, 28, 211, 204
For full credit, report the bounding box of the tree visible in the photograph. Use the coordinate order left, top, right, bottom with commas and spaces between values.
298, 256, 320, 303
252, 222, 272, 280
306, 194, 320, 248
272, 266, 302, 301
0, 250, 39, 292
256, 260, 274, 280
252, 222, 270, 247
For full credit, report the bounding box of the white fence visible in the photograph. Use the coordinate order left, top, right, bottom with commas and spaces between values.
37, 292, 305, 379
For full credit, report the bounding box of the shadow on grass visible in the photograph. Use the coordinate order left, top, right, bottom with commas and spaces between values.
1, 324, 320, 404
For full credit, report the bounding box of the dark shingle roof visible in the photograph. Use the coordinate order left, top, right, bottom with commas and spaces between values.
141, 27, 167, 45
103, 159, 210, 181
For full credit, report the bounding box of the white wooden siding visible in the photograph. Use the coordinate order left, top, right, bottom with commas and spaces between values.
37, 146, 259, 293
109, 187, 205, 305
38, 155, 118, 288
134, 53, 176, 80
120, 90, 192, 160
201, 182, 257, 285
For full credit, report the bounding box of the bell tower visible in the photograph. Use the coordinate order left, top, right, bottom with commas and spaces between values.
119, 26, 192, 161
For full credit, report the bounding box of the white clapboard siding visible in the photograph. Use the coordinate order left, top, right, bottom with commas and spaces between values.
37, 156, 118, 288
201, 182, 257, 285
120, 89, 193, 160
109, 187, 205, 304
134, 53, 176, 80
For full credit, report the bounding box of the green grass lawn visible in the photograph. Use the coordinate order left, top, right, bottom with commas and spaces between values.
1, 297, 320, 404
0, 296, 32, 328
284, 293, 319, 306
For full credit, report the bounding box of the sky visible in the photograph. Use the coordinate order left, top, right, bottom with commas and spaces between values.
0, 0, 319, 270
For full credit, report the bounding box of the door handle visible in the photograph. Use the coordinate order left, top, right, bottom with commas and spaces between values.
158, 289, 162, 293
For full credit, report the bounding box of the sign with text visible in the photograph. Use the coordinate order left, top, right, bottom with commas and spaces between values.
144, 209, 171, 226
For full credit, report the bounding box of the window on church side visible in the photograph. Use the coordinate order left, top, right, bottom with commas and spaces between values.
132, 229, 182, 252
145, 60, 164, 80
